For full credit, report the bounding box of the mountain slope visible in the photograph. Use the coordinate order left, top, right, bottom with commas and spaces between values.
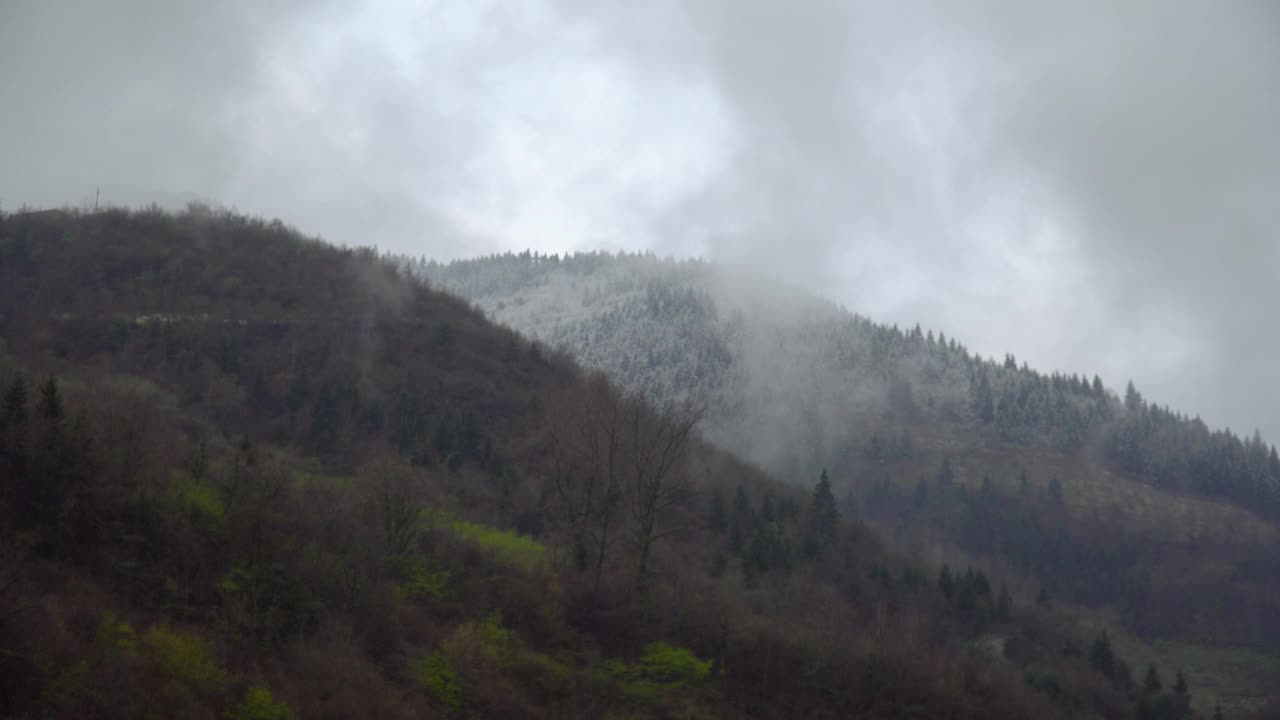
0, 206, 1159, 718
420, 250, 1280, 715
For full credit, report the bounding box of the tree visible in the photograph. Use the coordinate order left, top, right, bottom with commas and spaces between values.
544, 374, 626, 590
38, 376, 63, 425
361, 455, 425, 557
707, 488, 728, 535
1048, 476, 1064, 507
1125, 380, 1144, 413
971, 371, 995, 424
936, 457, 955, 487
995, 585, 1012, 622
627, 396, 703, 594
1089, 631, 1116, 679
807, 469, 839, 557
938, 564, 954, 599
1144, 664, 1162, 694
1173, 670, 1190, 714
912, 477, 929, 509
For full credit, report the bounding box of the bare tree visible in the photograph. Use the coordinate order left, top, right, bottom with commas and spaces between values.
626, 396, 703, 595
544, 373, 625, 593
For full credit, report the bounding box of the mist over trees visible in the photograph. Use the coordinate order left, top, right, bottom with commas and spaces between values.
418, 251, 1280, 519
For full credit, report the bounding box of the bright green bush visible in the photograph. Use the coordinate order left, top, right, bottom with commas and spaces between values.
637, 642, 712, 685
414, 651, 463, 709
447, 519, 547, 571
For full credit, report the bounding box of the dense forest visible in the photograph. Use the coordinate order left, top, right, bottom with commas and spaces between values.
0, 205, 1216, 718
420, 250, 1280, 715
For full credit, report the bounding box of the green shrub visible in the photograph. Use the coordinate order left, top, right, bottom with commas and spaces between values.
414, 651, 463, 709
638, 642, 711, 684
227, 685, 296, 720
140, 625, 227, 695
397, 552, 450, 601
447, 519, 547, 571
96, 613, 138, 651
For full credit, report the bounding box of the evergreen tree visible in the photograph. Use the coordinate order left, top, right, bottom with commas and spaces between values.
733, 485, 751, 519
912, 476, 929, 509
1125, 380, 1144, 412
807, 469, 839, 557
1173, 670, 1190, 714
38, 375, 63, 425
1115, 658, 1134, 692
843, 486, 858, 517
995, 585, 1012, 622
708, 488, 728, 534
938, 564, 954, 599
1048, 476, 1064, 507
1089, 631, 1116, 679
1144, 664, 1162, 694
936, 457, 955, 487
971, 371, 995, 424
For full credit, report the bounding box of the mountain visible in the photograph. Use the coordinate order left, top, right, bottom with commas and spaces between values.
420, 250, 1280, 715
0, 205, 1180, 718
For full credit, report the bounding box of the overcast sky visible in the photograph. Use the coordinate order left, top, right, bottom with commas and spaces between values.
3, 0, 1279, 442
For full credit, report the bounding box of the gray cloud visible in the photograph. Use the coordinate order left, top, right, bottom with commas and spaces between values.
2, 0, 1278, 440
555, 0, 1280, 440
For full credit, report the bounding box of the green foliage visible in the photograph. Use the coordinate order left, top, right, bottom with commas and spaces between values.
397, 552, 450, 601
446, 518, 548, 571
601, 642, 714, 713
227, 685, 296, 720
414, 651, 464, 709
96, 613, 138, 651
175, 473, 226, 523
636, 642, 711, 685
141, 625, 228, 695
475, 611, 514, 659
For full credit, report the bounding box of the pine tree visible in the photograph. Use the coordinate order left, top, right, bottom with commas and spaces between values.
1144, 664, 1162, 694
708, 489, 728, 534
1048, 476, 1064, 507
938, 564, 954, 599
1125, 380, 1143, 412
1173, 670, 1190, 713
38, 375, 63, 425
936, 457, 955, 487
912, 477, 929, 509
808, 470, 839, 556
995, 585, 1012, 622
843, 486, 858, 517
1089, 631, 1117, 679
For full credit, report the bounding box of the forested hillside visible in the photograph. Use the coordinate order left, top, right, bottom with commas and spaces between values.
0, 206, 1190, 718
420, 250, 1280, 715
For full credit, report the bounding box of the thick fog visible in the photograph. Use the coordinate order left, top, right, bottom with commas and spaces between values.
3, 1, 1278, 441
